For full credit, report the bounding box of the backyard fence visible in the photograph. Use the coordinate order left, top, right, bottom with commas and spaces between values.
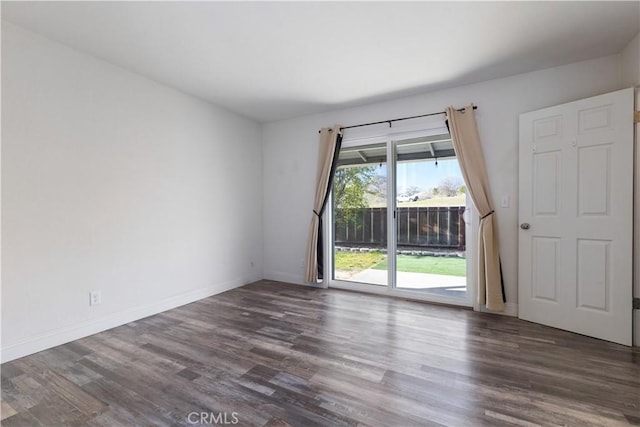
334, 206, 465, 250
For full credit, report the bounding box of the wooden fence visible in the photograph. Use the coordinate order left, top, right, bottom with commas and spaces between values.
334, 206, 465, 249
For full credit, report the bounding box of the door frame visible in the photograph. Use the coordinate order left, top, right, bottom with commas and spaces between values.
633, 87, 639, 347
324, 126, 476, 308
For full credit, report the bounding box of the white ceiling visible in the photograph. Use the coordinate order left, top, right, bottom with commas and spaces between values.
2, 2, 639, 122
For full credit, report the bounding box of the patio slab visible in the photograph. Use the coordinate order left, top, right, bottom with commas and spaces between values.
345, 269, 466, 289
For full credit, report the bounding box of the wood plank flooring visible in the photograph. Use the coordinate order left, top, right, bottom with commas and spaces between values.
2, 280, 639, 426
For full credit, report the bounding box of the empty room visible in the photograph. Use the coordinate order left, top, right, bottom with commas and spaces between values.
1, 1, 640, 426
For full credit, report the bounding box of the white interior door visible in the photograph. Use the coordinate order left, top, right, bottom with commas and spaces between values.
518, 88, 634, 346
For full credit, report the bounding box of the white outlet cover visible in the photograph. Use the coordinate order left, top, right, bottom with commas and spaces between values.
90, 291, 102, 306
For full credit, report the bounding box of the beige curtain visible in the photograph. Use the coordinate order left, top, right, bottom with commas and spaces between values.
446, 105, 505, 311
304, 125, 342, 284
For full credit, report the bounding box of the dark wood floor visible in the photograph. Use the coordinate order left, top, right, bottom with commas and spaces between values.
2, 280, 639, 426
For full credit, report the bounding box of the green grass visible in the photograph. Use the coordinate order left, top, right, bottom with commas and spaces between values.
373, 254, 466, 277
334, 251, 385, 272
335, 251, 466, 277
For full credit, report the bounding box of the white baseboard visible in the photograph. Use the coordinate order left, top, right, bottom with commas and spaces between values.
634, 309, 640, 347
263, 271, 306, 286
1, 275, 260, 363
479, 302, 518, 317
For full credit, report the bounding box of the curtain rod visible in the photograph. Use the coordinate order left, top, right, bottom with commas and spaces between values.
318, 105, 477, 133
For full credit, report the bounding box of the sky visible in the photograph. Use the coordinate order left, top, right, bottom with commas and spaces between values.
377, 158, 463, 194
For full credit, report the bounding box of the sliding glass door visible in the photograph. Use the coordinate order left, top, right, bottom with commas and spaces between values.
332, 142, 388, 287
393, 137, 468, 301
328, 132, 472, 307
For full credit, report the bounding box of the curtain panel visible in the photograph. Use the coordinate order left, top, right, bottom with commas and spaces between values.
446, 106, 505, 311
304, 125, 343, 284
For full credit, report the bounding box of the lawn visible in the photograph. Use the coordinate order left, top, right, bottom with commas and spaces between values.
334, 251, 385, 272
374, 254, 466, 276
335, 251, 466, 277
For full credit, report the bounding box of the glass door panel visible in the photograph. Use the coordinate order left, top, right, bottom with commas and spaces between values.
332, 142, 388, 287
393, 137, 467, 300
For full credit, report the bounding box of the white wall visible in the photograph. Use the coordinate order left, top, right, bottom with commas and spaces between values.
1, 22, 263, 362
619, 32, 640, 89
619, 32, 640, 346
262, 55, 622, 312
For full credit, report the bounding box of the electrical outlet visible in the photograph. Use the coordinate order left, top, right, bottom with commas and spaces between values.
90, 290, 102, 306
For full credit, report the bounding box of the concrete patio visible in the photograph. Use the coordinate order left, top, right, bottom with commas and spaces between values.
335, 269, 467, 297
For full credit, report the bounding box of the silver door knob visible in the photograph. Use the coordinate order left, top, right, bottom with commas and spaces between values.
520, 223, 530, 230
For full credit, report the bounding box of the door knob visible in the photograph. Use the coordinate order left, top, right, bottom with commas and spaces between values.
520, 223, 530, 230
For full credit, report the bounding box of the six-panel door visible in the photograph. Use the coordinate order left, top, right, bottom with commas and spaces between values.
518, 88, 633, 346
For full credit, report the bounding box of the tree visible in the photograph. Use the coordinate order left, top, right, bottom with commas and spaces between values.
333, 166, 376, 209
333, 166, 377, 226
404, 185, 421, 196
437, 176, 463, 197
370, 174, 387, 198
